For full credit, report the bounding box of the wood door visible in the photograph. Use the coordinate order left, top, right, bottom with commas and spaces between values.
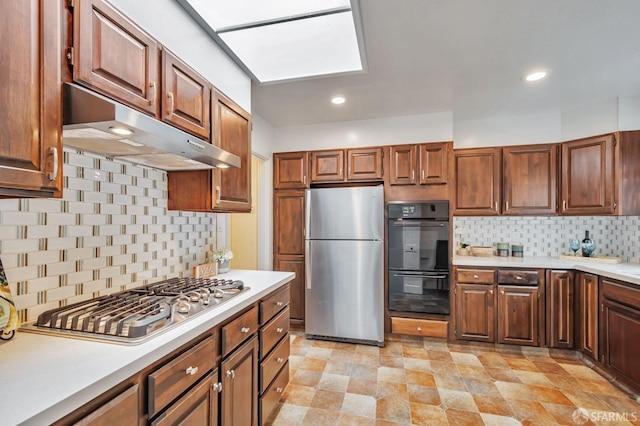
503, 144, 558, 215
221, 336, 258, 426
273, 191, 305, 257
455, 283, 495, 342
453, 148, 501, 215
274, 258, 305, 323
73, 384, 139, 426
0, 0, 62, 197
74, 0, 160, 116
389, 145, 417, 185
151, 373, 217, 426
561, 134, 615, 215
602, 299, 640, 389
213, 91, 252, 212
419, 142, 448, 184
578, 272, 599, 360
347, 148, 383, 181
273, 152, 309, 189
161, 49, 211, 140
545, 270, 574, 349
498, 285, 539, 347
310, 150, 345, 182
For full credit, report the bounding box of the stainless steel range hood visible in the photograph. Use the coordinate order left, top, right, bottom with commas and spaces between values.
62, 83, 240, 171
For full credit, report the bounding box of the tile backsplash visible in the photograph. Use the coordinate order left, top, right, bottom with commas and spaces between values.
1, 148, 226, 323
454, 216, 640, 262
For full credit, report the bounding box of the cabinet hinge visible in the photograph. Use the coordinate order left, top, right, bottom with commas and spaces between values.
613, 134, 617, 146
67, 47, 75, 66
613, 200, 617, 210
454, 286, 457, 295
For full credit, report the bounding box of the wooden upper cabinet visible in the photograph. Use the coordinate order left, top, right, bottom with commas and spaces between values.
389, 145, 417, 185
274, 152, 309, 189
212, 91, 252, 212
503, 144, 558, 215
453, 148, 501, 216
310, 150, 344, 183
0, 0, 63, 197
74, 0, 160, 116
419, 143, 448, 184
347, 148, 383, 181
560, 134, 615, 215
273, 191, 306, 257
161, 49, 211, 140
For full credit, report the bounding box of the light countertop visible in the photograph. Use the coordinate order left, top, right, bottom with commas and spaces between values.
452, 255, 640, 285
0, 270, 294, 426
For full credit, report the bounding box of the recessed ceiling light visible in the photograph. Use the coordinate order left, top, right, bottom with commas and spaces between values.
524, 71, 548, 82
331, 96, 346, 105
109, 126, 134, 136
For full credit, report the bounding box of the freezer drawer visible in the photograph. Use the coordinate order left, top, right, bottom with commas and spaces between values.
305, 239, 383, 345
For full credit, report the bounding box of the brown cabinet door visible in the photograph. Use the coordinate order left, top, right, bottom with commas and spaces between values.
498, 285, 539, 347
161, 49, 211, 140
545, 270, 574, 349
578, 272, 599, 360
454, 148, 501, 215
602, 298, 640, 388
310, 150, 345, 182
389, 145, 417, 185
0, 0, 62, 196
455, 283, 495, 342
561, 134, 615, 215
274, 258, 305, 323
151, 373, 218, 426
419, 143, 448, 184
273, 191, 305, 257
74, 0, 160, 116
274, 152, 309, 189
347, 148, 383, 181
503, 144, 558, 215
212, 91, 252, 212
73, 384, 139, 426
221, 336, 258, 426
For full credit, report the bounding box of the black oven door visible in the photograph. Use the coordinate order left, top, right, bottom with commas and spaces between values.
388, 270, 450, 314
388, 220, 449, 271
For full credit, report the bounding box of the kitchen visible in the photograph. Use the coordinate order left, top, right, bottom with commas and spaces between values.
2, 0, 640, 425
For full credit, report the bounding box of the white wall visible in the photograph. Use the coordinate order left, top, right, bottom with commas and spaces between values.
560, 99, 619, 141
619, 95, 640, 131
108, 0, 251, 111
251, 114, 275, 271
273, 112, 453, 152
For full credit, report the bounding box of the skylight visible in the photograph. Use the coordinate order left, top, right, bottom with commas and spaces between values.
180, 0, 364, 83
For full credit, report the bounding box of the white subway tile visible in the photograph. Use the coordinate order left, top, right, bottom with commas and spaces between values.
27, 251, 62, 265
46, 261, 77, 276
47, 213, 77, 226
81, 191, 109, 204
82, 257, 107, 270
65, 247, 95, 261
2, 211, 39, 226
64, 225, 93, 237
82, 236, 108, 248
47, 285, 77, 303
99, 266, 122, 279
2, 239, 40, 254
28, 199, 63, 213
83, 279, 107, 294
81, 214, 107, 226
28, 276, 59, 292
67, 270, 93, 285
26, 301, 59, 322
13, 292, 38, 311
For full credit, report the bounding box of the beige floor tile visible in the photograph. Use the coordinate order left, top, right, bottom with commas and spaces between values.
427, 349, 454, 362
339, 412, 378, 426
445, 407, 484, 425
310, 388, 346, 411
434, 374, 468, 392
377, 381, 409, 400
430, 360, 460, 375
303, 407, 342, 425
560, 363, 606, 380
299, 357, 328, 373
451, 351, 483, 366
507, 399, 558, 424
325, 360, 353, 376
342, 393, 377, 418
463, 377, 501, 397
318, 373, 350, 392
281, 384, 316, 406
526, 384, 574, 406
378, 355, 404, 368
513, 370, 555, 387
407, 384, 442, 405
495, 381, 538, 401
480, 412, 523, 425
456, 364, 492, 380
406, 369, 436, 387
306, 346, 333, 360
355, 344, 380, 355
473, 394, 515, 417
402, 357, 431, 373
265, 403, 309, 426
351, 363, 379, 381
563, 389, 616, 411
353, 352, 379, 366
402, 346, 430, 360
331, 349, 356, 363
486, 367, 523, 383
541, 402, 581, 425
347, 377, 378, 396
291, 369, 322, 387
439, 388, 478, 412
376, 397, 411, 424
377, 366, 407, 384
410, 403, 448, 425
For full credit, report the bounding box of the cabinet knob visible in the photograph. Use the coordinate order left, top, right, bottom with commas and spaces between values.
489, 289, 494, 295
212, 382, 223, 393
276, 327, 284, 333
227, 370, 235, 379
500, 290, 505, 295
473, 274, 479, 279
241, 327, 250, 333
277, 357, 284, 363
185, 366, 198, 376
417, 326, 422, 331
276, 301, 284, 307
516, 276, 522, 280
276, 387, 284, 393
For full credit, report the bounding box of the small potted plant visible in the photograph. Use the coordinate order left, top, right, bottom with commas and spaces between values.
211, 248, 234, 273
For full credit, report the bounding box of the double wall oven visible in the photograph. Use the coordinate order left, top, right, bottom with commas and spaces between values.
387, 201, 450, 315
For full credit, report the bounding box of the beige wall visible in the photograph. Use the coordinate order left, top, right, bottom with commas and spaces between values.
229, 156, 262, 269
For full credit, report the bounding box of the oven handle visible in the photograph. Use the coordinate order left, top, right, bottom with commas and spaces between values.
393, 273, 448, 279
392, 220, 447, 227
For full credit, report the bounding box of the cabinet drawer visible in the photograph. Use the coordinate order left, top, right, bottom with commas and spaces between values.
602, 279, 640, 310
260, 285, 290, 324
260, 334, 290, 393
391, 317, 448, 338
498, 270, 540, 285
148, 336, 216, 417
222, 306, 259, 357
260, 307, 290, 357
457, 269, 496, 284
260, 361, 289, 424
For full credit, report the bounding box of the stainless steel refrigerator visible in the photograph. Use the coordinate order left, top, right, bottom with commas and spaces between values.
305, 185, 384, 346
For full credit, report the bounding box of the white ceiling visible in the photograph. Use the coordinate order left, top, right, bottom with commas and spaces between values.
251, 0, 640, 127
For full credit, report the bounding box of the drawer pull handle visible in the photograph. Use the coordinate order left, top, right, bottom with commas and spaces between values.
417, 326, 422, 331
473, 274, 479, 279
185, 366, 198, 376
212, 382, 222, 393
276, 301, 284, 307
276, 387, 284, 393
276, 327, 284, 333
241, 327, 250, 333
227, 370, 235, 379
277, 357, 284, 363
516, 276, 522, 280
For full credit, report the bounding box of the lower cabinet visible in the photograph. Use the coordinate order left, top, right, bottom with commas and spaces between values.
221, 336, 259, 426
577, 272, 599, 360
71, 384, 140, 426
546, 270, 575, 349
455, 282, 495, 342
497, 285, 539, 346
151, 372, 218, 426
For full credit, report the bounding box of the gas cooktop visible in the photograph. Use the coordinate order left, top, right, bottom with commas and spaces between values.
21, 277, 249, 344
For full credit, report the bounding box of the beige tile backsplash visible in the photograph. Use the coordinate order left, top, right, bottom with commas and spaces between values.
1, 148, 224, 323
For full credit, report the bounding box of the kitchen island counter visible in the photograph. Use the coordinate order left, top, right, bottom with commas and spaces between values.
0, 269, 294, 426
452, 255, 640, 285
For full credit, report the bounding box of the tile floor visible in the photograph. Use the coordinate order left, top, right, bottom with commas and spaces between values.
265, 332, 639, 425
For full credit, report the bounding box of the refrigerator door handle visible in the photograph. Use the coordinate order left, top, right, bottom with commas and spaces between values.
305, 240, 312, 290
305, 189, 311, 240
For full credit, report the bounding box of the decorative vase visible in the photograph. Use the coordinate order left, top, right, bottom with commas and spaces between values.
218, 260, 230, 274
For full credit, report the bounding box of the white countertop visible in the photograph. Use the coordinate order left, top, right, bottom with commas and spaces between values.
0, 270, 294, 426
452, 255, 640, 285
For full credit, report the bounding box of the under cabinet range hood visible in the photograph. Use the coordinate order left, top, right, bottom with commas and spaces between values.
62, 83, 240, 171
